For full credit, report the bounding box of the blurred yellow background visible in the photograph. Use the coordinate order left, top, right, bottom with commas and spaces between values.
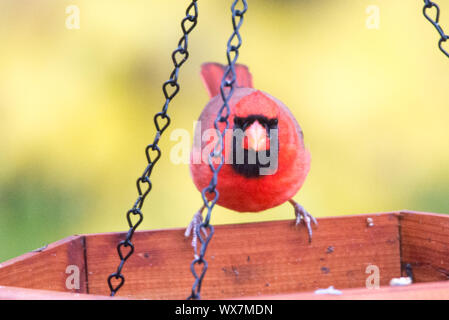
1, 0, 448, 262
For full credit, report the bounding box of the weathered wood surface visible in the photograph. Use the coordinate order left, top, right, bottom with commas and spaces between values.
0, 285, 120, 300
243, 281, 449, 300
1, 211, 449, 299
400, 211, 449, 282
0, 236, 87, 294
85, 213, 401, 299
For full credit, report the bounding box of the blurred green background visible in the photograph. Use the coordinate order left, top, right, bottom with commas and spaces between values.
1, 0, 448, 262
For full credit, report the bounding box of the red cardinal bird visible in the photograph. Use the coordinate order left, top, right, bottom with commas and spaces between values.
185, 63, 316, 252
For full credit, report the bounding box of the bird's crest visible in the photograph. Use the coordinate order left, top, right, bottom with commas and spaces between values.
200, 62, 253, 98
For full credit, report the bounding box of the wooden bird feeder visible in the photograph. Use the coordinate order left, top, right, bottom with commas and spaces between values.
1, 0, 447, 303
1, 210, 449, 300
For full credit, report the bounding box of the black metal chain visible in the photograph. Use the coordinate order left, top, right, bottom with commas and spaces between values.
423, 0, 449, 58
107, 0, 199, 297
187, 0, 248, 300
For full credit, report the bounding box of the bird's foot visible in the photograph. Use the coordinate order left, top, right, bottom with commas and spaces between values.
289, 200, 318, 243
184, 205, 207, 259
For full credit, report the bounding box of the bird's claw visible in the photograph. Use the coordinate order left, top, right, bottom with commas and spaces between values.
185, 206, 207, 259
291, 201, 317, 243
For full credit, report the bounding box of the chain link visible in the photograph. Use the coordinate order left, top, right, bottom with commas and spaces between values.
106, 0, 449, 300
107, 0, 199, 297
423, 0, 449, 58
187, 0, 248, 300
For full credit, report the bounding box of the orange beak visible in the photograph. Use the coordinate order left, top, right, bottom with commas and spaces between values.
244, 121, 269, 151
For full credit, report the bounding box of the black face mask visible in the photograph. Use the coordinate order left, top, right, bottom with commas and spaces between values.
231, 114, 279, 178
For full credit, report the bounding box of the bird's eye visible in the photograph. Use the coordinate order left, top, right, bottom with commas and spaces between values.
234, 117, 244, 127
268, 118, 278, 128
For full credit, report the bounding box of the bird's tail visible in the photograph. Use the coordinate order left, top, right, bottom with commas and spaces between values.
200, 62, 253, 98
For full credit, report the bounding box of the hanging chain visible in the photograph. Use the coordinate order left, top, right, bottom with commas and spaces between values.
423, 0, 449, 58
188, 0, 248, 300
107, 0, 199, 297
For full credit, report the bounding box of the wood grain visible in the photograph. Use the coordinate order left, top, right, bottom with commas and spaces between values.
400, 210, 449, 282
3, 211, 448, 299
0, 236, 87, 294
85, 213, 401, 299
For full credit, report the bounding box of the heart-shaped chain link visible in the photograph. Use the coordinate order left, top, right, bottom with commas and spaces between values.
188, 0, 248, 301
423, 0, 449, 58
108, 0, 199, 297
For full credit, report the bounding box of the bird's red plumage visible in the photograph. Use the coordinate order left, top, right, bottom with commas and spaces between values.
190, 63, 310, 212
200, 63, 254, 98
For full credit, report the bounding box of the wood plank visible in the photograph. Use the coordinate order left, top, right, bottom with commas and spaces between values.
0, 285, 119, 300
400, 210, 449, 283
86, 213, 401, 299
241, 281, 449, 300
0, 236, 87, 294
